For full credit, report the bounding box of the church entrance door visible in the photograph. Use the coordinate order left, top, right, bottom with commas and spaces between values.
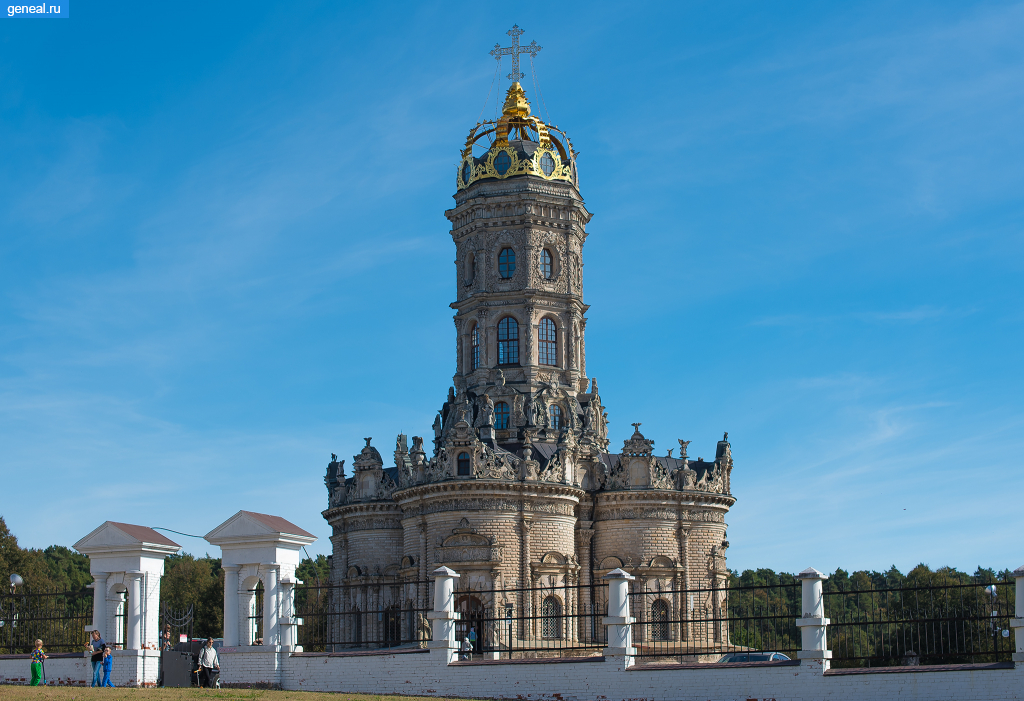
455, 594, 484, 654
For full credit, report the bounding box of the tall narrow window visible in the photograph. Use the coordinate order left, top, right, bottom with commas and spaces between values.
495, 401, 510, 429
539, 318, 557, 366
541, 596, 562, 639
651, 599, 670, 641
549, 405, 562, 430
540, 249, 553, 279
466, 252, 475, 285
497, 317, 519, 365
498, 248, 516, 279
457, 452, 471, 476
471, 326, 480, 370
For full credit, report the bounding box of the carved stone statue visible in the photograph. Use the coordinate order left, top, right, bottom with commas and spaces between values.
476, 394, 495, 427
512, 393, 526, 427
432, 413, 442, 438
678, 439, 691, 458
583, 401, 595, 431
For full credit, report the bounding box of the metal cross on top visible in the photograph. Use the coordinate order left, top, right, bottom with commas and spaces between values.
490, 24, 542, 83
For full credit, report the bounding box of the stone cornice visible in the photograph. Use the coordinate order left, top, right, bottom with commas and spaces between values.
322, 500, 403, 523
596, 490, 735, 508
395, 480, 584, 505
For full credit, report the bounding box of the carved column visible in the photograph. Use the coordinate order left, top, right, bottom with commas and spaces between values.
454, 317, 465, 375
418, 521, 428, 611
524, 305, 535, 368
579, 317, 587, 378
577, 527, 594, 642
478, 308, 490, 367
518, 519, 532, 640
679, 523, 691, 642
567, 310, 577, 371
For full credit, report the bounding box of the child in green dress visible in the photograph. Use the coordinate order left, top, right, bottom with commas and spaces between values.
30, 639, 47, 686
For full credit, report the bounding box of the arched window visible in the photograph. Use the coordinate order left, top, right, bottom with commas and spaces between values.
497, 317, 519, 365
494, 401, 510, 429
549, 405, 562, 430
498, 248, 516, 279
651, 599, 670, 641
457, 452, 471, 476
540, 249, 553, 279
471, 326, 480, 370
541, 596, 562, 639
539, 318, 557, 366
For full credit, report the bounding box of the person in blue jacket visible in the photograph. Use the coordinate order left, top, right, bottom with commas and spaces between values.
101, 646, 114, 687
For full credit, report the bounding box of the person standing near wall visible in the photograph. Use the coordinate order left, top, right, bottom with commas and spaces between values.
86, 630, 105, 687
101, 646, 114, 687
29, 639, 47, 686
196, 637, 219, 688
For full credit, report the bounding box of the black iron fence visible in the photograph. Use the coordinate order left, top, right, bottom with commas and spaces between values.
825, 577, 1017, 667
452, 583, 607, 659
295, 580, 434, 652
0, 587, 93, 654
159, 603, 194, 647
629, 582, 801, 664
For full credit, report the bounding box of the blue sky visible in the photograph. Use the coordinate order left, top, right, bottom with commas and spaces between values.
2, 1, 1022, 575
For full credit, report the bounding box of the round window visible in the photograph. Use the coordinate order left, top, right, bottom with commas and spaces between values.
461, 160, 471, 185
498, 248, 516, 278
494, 151, 512, 175
539, 152, 555, 176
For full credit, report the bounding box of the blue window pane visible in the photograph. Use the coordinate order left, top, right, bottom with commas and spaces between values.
540, 153, 555, 176
462, 161, 471, 184
498, 248, 516, 279
494, 151, 511, 175
497, 317, 519, 365
495, 402, 510, 429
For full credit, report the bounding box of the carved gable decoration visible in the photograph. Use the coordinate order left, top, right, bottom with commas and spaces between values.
434, 521, 502, 565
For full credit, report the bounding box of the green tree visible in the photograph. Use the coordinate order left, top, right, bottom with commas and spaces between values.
160, 553, 223, 639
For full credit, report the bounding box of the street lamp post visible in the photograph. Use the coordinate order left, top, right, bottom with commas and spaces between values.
8, 574, 23, 655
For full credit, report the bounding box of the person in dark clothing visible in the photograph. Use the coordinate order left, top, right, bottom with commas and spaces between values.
86, 630, 105, 687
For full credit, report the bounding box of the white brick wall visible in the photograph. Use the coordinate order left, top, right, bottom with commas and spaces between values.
214, 647, 1024, 700
0, 649, 160, 687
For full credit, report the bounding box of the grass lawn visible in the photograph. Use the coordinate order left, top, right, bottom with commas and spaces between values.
0, 689, 482, 701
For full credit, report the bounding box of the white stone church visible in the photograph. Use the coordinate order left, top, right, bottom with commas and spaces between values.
321, 79, 736, 640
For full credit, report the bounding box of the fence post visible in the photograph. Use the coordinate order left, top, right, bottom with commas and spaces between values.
1012, 564, 1024, 664
796, 567, 831, 673
427, 566, 461, 664
279, 575, 301, 652
602, 568, 635, 669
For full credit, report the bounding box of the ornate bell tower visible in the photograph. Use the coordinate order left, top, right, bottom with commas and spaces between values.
438, 81, 607, 458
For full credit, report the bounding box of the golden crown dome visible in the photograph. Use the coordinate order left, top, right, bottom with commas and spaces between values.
457, 83, 576, 191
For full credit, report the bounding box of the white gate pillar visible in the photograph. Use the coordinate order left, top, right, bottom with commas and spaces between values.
204, 511, 316, 653
1011, 564, 1024, 664
427, 566, 461, 663
602, 567, 636, 667
74, 523, 179, 650
796, 567, 831, 673
223, 566, 240, 647
88, 572, 107, 634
